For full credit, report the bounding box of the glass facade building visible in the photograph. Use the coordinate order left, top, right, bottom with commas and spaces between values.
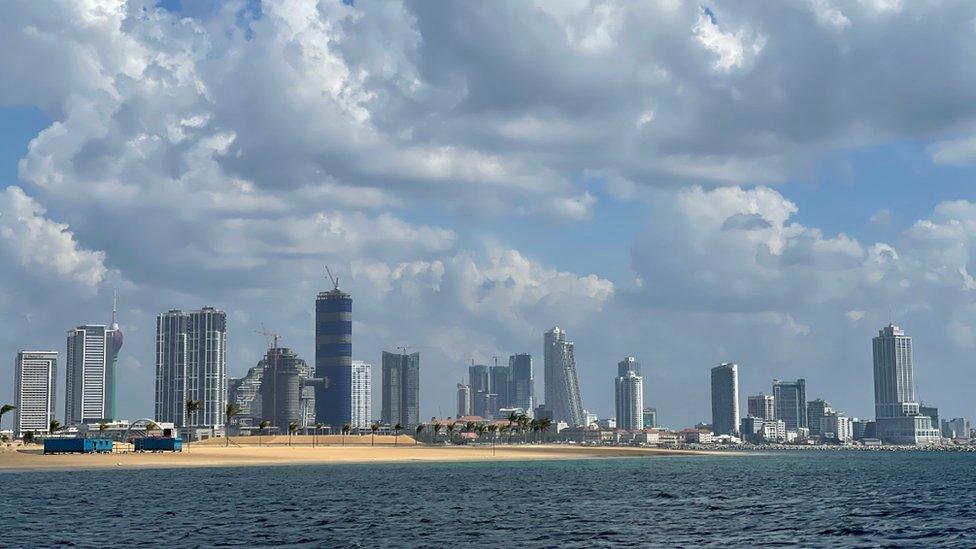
710, 363, 739, 436
315, 288, 352, 428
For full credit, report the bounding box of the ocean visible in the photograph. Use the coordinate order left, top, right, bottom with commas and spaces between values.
2, 452, 974, 547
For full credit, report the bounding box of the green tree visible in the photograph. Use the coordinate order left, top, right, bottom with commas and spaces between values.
446, 422, 457, 445
288, 422, 299, 446
224, 404, 242, 447
259, 420, 270, 446
393, 423, 403, 446
370, 422, 380, 446
49, 420, 61, 435
414, 424, 424, 445
22, 431, 35, 445
0, 404, 16, 434
185, 399, 202, 450
487, 424, 498, 455
433, 422, 443, 444
313, 423, 324, 448
539, 418, 553, 444
465, 421, 476, 434
341, 424, 351, 446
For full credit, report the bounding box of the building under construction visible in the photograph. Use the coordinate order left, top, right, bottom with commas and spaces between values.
228, 347, 317, 432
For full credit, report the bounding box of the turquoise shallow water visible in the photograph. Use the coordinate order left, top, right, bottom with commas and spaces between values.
2, 452, 975, 547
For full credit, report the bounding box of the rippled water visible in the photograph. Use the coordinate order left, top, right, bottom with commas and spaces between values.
2, 452, 975, 547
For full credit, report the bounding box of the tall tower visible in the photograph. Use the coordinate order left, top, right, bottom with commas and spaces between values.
772, 379, 807, 431
872, 324, 940, 444
614, 367, 643, 431
509, 353, 534, 414
106, 292, 123, 420
14, 351, 58, 437
457, 381, 472, 417
64, 298, 123, 425
315, 273, 352, 428
543, 327, 584, 426
350, 360, 372, 430
381, 351, 420, 427
710, 363, 739, 436
154, 307, 227, 427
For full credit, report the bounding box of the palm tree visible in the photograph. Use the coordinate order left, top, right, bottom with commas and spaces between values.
414, 424, 424, 445
22, 431, 35, 445
0, 404, 15, 435
487, 424, 498, 455
288, 422, 299, 446
313, 423, 324, 448
499, 424, 510, 445
393, 423, 402, 446
446, 422, 457, 445
370, 422, 380, 446
185, 399, 202, 450
465, 421, 476, 435
341, 424, 351, 446
539, 418, 553, 444
49, 419, 61, 435
475, 424, 487, 443
518, 414, 530, 443
146, 421, 158, 437
433, 422, 443, 444
224, 404, 241, 447
259, 420, 270, 446
530, 419, 541, 443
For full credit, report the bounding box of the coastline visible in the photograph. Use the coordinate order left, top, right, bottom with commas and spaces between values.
0, 441, 710, 473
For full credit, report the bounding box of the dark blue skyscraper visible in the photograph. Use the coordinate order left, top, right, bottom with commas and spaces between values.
315, 283, 352, 428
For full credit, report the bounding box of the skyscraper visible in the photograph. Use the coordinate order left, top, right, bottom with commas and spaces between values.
872, 324, 940, 444
617, 356, 640, 378
710, 363, 739, 436
65, 315, 122, 425
747, 393, 775, 420
509, 353, 534, 414
13, 351, 57, 437
614, 366, 643, 431
469, 363, 494, 417
351, 360, 371, 430
544, 327, 584, 426
155, 307, 227, 428
457, 382, 472, 417
489, 363, 512, 410
773, 379, 807, 431
258, 347, 313, 432
381, 351, 420, 428
806, 398, 832, 437
315, 283, 352, 428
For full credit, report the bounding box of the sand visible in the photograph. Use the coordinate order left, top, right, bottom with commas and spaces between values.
0, 435, 707, 472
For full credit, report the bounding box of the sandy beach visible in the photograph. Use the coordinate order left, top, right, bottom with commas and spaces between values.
0, 435, 707, 472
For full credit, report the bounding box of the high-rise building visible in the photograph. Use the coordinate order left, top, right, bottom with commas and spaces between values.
457, 382, 472, 417
13, 351, 58, 437
820, 412, 853, 443
614, 368, 644, 431
617, 357, 640, 378
490, 363, 512, 410
872, 324, 940, 444
228, 364, 264, 425
468, 363, 490, 417
65, 313, 123, 426
806, 398, 832, 438
351, 360, 371, 430
315, 284, 352, 428
947, 418, 970, 439
773, 379, 807, 431
919, 405, 939, 433
544, 327, 584, 426
258, 347, 314, 432
747, 394, 775, 420
381, 351, 420, 428
643, 407, 658, 428
154, 307, 227, 428
710, 363, 739, 436
509, 353, 534, 415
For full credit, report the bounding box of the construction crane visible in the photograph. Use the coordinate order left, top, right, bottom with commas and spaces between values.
255, 324, 282, 428
325, 265, 339, 291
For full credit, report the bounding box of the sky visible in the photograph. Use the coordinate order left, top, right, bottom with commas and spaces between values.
3, 0, 976, 427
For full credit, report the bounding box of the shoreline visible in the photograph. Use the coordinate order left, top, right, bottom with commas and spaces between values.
0, 443, 711, 473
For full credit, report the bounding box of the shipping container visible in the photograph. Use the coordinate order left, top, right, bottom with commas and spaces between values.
134, 437, 183, 452
43, 438, 114, 454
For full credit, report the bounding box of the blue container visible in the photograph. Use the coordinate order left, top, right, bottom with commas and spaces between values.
44, 438, 113, 454
134, 437, 183, 452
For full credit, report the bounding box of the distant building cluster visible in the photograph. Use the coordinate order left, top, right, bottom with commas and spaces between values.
6, 276, 974, 451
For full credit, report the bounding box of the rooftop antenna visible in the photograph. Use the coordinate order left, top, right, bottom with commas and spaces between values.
325, 265, 339, 291
110, 289, 119, 328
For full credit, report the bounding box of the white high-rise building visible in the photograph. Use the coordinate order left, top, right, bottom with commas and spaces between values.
614, 369, 644, 431
14, 351, 58, 437
710, 363, 740, 436
872, 324, 940, 445
747, 394, 775, 420
351, 360, 371, 430
155, 307, 227, 427
544, 327, 584, 426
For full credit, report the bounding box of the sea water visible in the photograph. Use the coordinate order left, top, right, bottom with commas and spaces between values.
2, 452, 974, 547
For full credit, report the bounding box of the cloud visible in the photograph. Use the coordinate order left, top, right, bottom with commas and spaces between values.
692, 6, 766, 72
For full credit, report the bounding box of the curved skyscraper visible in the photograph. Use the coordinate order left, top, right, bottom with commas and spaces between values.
543, 327, 584, 426
315, 285, 352, 428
